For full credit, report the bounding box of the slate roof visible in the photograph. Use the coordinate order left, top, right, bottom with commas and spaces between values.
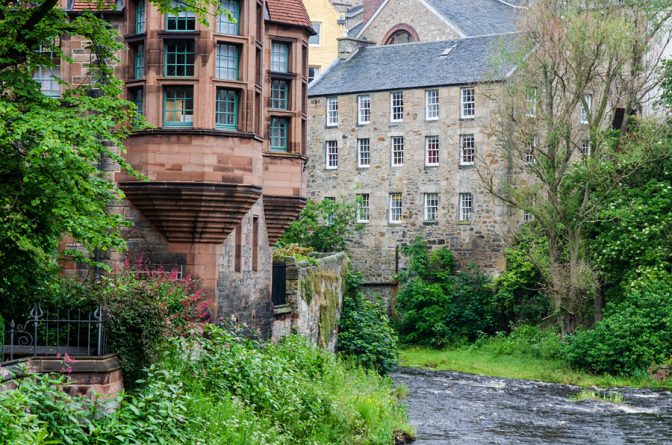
423, 0, 522, 37
308, 33, 519, 97
266, 0, 315, 33
348, 22, 364, 38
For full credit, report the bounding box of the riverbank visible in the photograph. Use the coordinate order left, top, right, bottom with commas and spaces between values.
400, 346, 672, 390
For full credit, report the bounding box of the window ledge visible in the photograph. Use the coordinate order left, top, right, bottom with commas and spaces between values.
459, 164, 475, 169
213, 33, 247, 42
263, 151, 307, 161
457, 221, 472, 225
459, 116, 476, 121
423, 221, 439, 226
125, 33, 147, 43
273, 304, 292, 316
158, 31, 200, 38
425, 163, 439, 168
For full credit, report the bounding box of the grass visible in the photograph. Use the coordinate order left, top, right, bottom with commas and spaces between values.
400, 334, 672, 390
570, 389, 625, 404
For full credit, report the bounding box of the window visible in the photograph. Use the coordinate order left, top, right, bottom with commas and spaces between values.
426, 135, 439, 166
270, 117, 289, 151
130, 87, 144, 115
252, 216, 259, 272
459, 193, 473, 223
461, 87, 475, 119
134, 43, 145, 78
580, 139, 591, 157
216, 43, 238, 80
325, 140, 338, 169
424, 193, 438, 223
234, 223, 242, 272
324, 197, 336, 225
389, 193, 403, 223
357, 194, 370, 223
426, 89, 439, 120
523, 210, 534, 223
270, 79, 289, 109
358, 95, 371, 125
135, 0, 146, 34
308, 66, 320, 83
309, 22, 321, 45
460, 134, 475, 165
324, 97, 338, 127
386, 30, 414, 45
390, 92, 403, 122
217, 0, 240, 35
580, 93, 592, 124
164, 86, 193, 127
271, 42, 290, 72
215, 88, 238, 130
357, 138, 370, 168
166, 0, 195, 31
391, 136, 404, 166
526, 87, 537, 117
165, 40, 194, 77
525, 136, 537, 164
33, 47, 60, 98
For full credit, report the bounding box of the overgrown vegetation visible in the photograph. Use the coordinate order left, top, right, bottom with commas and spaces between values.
337, 272, 399, 374
0, 326, 413, 444
277, 198, 362, 252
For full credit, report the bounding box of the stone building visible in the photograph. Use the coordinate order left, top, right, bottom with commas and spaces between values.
57, 0, 315, 337
307, 0, 526, 297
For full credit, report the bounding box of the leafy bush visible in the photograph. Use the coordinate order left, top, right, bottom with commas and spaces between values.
566, 271, 672, 375
395, 238, 497, 347
494, 247, 551, 326
338, 272, 399, 374
277, 198, 362, 252
472, 325, 564, 361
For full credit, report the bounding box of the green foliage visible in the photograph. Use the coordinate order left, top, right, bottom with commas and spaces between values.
566, 271, 672, 375
338, 273, 399, 374
471, 325, 564, 361
395, 238, 497, 347
272, 243, 317, 265
494, 246, 551, 326
277, 198, 362, 252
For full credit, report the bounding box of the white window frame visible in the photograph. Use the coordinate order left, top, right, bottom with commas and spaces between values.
525, 136, 537, 165
357, 193, 370, 223
326, 97, 338, 127
390, 91, 404, 122
580, 139, 591, 157
391, 136, 404, 166
309, 22, 321, 46
461, 87, 475, 119
459, 192, 473, 223
389, 193, 403, 223
424, 193, 439, 223
357, 138, 370, 168
580, 93, 592, 125
325, 140, 338, 169
526, 88, 537, 117
425, 135, 439, 166
358, 94, 371, 125
426, 89, 439, 121
460, 134, 475, 166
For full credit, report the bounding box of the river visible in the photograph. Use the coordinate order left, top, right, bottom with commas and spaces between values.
393, 368, 672, 445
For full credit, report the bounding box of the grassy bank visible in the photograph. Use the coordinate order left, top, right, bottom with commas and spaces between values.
399, 329, 672, 390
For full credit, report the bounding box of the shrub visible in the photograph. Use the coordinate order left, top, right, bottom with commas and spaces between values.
472, 325, 564, 361
565, 271, 672, 375
395, 238, 497, 346
337, 273, 399, 374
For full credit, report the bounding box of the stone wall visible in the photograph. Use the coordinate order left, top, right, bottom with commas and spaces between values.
358, 0, 461, 43
272, 253, 349, 351
307, 85, 513, 292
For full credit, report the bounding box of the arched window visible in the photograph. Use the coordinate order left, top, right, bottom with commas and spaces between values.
386, 30, 415, 45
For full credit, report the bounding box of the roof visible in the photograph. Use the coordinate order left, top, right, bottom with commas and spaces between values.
423, 0, 522, 37
348, 21, 364, 38
265, 0, 315, 33
308, 33, 519, 97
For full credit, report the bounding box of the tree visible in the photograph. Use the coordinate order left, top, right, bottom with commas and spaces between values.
0, 0, 220, 311
479, 0, 672, 333
277, 198, 363, 252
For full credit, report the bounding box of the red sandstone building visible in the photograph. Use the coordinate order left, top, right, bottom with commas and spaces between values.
60, 0, 314, 336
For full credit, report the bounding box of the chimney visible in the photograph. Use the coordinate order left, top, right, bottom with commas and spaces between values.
338, 37, 374, 60
363, 0, 385, 23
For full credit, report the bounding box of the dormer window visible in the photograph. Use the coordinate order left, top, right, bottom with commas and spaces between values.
386, 30, 413, 45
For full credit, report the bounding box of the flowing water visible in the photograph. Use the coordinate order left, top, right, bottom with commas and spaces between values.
393, 368, 672, 445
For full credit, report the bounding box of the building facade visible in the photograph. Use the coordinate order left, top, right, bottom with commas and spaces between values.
307, 0, 525, 297
59, 0, 314, 336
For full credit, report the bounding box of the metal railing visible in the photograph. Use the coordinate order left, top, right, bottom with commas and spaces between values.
1, 304, 107, 362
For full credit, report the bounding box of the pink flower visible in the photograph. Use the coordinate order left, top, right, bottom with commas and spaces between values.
63, 354, 76, 364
